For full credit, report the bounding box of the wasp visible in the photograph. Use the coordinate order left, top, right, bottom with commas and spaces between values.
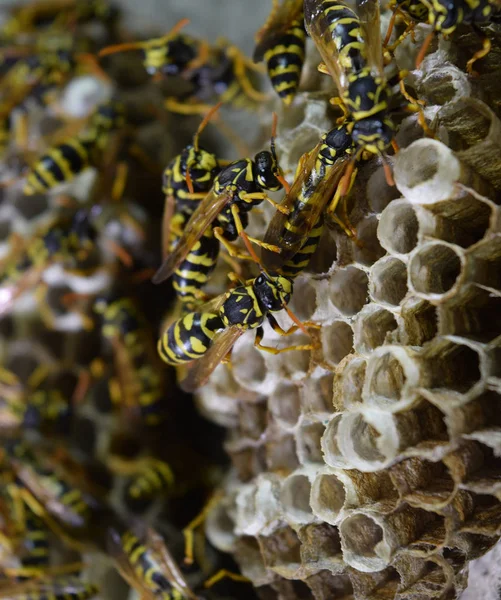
93, 295, 168, 427
304, 0, 399, 176
262, 123, 358, 270
152, 113, 288, 289
23, 100, 125, 195
254, 0, 306, 105
158, 266, 316, 392
108, 527, 198, 600
99, 19, 268, 115
0, 209, 97, 318
0, 576, 98, 600
389, 0, 500, 72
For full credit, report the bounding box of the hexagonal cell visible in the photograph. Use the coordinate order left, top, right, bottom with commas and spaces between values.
363, 346, 422, 410
231, 336, 272, 393
399, 297, 438, 346
238, 400, 268, 441
287, 277, 318, 321
258, 525, 303, 579
328, 266, 369, 316
305, 570, 353, 600
438, 98, 501, 189
367, 166, 401, 213
300, 372, 334, 413
419, 65, 470, 106
281, 470, 315, 524
339, 513, 386, 571
390, 457, 456, 510
298, 522, 344, 573
378, 199, 419, 256
265, 421, 300, 474
422, 337, 483, 396
226, 441, 267, 483
321, 321, 354, 368
14, 193, 49, 221
296, 416, 327, 465
268, 383, 301, 430
333, 357, 366, 411
353, 306, 398, 355
352, 215, 385, 267
408, 241, 464, 301
394, 139, 461, 205
234, 536, 271, 587
321, 414, 349, 469
310, 469, 346, 525
369, 257, 408, 307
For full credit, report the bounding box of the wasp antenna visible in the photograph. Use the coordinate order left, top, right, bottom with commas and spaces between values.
416, 29, 435, 68
284, 304, 310, 336
270, 112, 290, 193
239, 229, 262, 267
185, 167, 195, 194
160, 17, 191, 42
380, 152, 395, 187
193, 101, 222, 151
391, 138, 400, 153
98, 40, 145, 57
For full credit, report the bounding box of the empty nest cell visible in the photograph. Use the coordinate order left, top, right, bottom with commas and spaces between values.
321, 321, 354, 369
328, 266, 369, 316
399, 297, 439, 346
281, 469, 316, 524
333, 357, 366, 411
378, 199, 419, 257
409, 241, 464, 301
353, 306, 398, 355
269, 383, 302, 430
369, 257, 408, 307
296, 416, 328, 465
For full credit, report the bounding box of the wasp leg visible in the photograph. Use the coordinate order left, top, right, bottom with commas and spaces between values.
185, 40, 211, 73
231, 205, 282, 258
240, 191, 289, 214
225, 45, 270, 102
326, 164, 358, 240
164, 97, 214, 115
5, 561, 85, 579
204, 569, 250, 589
213, 227, 255, 261
254, 322, 316, 355
398, 72, 435, 138
183, 492, 223, 566
466, 30, 491, 76
220, 251, 244, 277
329, 96, 350, 124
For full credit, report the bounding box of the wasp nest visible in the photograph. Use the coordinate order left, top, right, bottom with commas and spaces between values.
199, 20, 501, 600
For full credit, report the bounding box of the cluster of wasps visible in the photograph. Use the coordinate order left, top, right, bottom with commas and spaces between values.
0, 0, 499, 598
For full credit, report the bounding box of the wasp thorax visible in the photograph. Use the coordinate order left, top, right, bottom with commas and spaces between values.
254, 274, 293, 311
255, 150, 282, 191
352, 118, 395, 153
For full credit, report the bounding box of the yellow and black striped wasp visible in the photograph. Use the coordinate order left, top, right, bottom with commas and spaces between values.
0, 208, 97, 318
389, 0, 501, 72
158, 262, 317, 392
23, 99, 125, 195
262, 123, 357, 270
107, 527, 199, 600
152, 113, 289, 289
0, 576, 98, 600
254, 0, 307, 105
107, 455, 174, 512
99, 19, 268, 116
93, 294, 169, 427
304, 0, 399, 177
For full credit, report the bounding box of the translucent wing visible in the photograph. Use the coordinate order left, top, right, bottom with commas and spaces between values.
254, 0, 304, 60
180, 326, 244, 393
0, 577, 97, 599
357, 0, 384, 76
146, 528, 198, 600
152, 188, 232, 284
262, 142, 350, 269
107, 528, 158, 600
161, 194, 176, 259
304, 0, 349, 95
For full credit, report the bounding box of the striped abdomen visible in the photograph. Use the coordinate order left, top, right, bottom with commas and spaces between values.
120, 531, 174, 597
320, 0, 366, 72
124, 459, 173, 509
21, 513, 50, 568
23, 138, 91, 195
172, 227, 220, 309
158, 312, 223, 366
263, 16, 306, 105
281, 216, 324, 278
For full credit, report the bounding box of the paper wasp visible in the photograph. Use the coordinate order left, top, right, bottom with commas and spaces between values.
254, 0, 306, 105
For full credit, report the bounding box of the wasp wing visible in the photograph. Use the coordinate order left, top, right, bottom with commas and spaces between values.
152, 188, 232, 284
254, 0, 304, 60
0, 577, 97, 599
262, 142, 350, 269
107, 528, 159, 600
357, 0, 384, 76
146, 528, 198, 600
180, 326, 244, 393
304, 0, 350, 95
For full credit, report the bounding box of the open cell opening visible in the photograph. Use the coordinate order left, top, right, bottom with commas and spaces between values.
299, 522, 342, 563
321, 415, 344, 467
301, 373, 334, 413
378, 200, 419, 255
281, 474, 313, 521
399, 145, 439, 189
353, 215, 385, 266
439, 100, 492, 151
421, 72, 460, 105
311, 472, 346, 521
354, 308, 397, 355
401, 299, 438, 345
367, 351, 408, 403
390, 458, 455, 507
258, 526, 302, 571
336, 357, 366, 408
340, 514, 383, 558
232, 342, 267, 387
266, 431, 300, 473
439, 290, 501, 340
424, 339, 482, 394
297, 420, 326, 464
409, 243, 462, 296
321, 321, 354, 367
15, 193, 49, 221
329, 267, 369, 315
370, 257, 408, 306
287, 278, 317, 321
345, 413, 385, 463
269, 383, 301, 428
